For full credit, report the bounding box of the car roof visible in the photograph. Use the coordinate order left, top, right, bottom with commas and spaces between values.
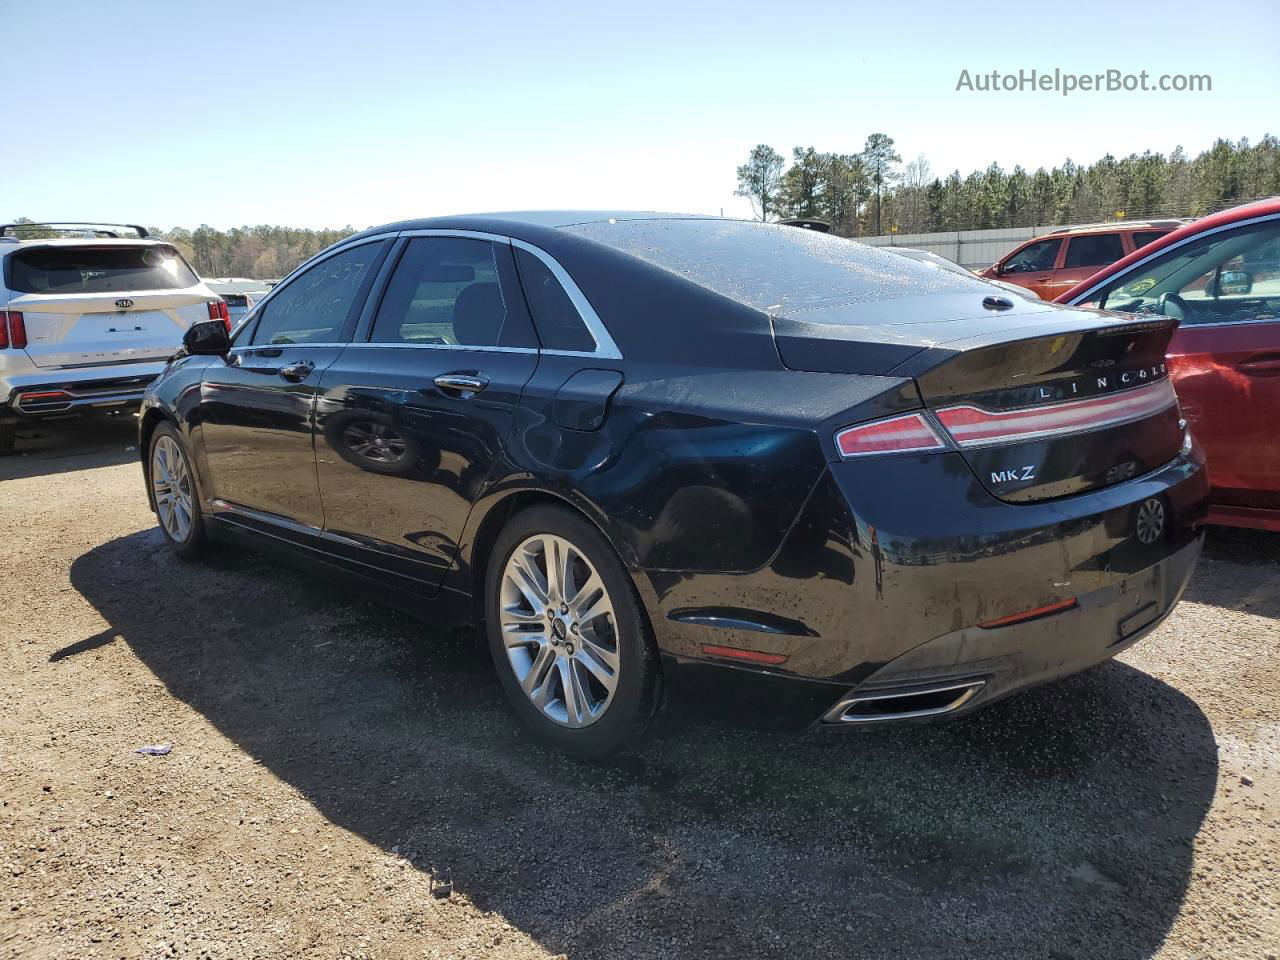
1055, 196, 1280, 302
1043, 220, 1185, 237
342, 210, 727, 241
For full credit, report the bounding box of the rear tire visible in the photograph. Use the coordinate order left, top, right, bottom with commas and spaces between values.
149, 422, 207, 559
485, 505, 659, 758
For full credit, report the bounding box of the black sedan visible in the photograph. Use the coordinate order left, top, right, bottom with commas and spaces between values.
140, 212, 1209, 756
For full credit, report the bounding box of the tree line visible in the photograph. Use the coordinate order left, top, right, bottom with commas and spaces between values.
737, 135, 1280, 237
157, 224, 359, 280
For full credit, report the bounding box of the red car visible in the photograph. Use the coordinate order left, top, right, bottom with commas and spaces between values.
1058, 198, 1280, 532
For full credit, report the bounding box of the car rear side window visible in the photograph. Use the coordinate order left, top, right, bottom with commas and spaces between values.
1064, 234, 1125, 269
370, 237, 508, 347
7, 244, 198, 293
250, 241, 387, 346
1132, 231, 1167, 250
514, 247, 596, 352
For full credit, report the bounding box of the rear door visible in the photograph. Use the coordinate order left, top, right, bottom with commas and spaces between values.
1047, 232, 1126, 300
5, 243, 211, 368
197, 238, 391, 531
312, 233, 540, 589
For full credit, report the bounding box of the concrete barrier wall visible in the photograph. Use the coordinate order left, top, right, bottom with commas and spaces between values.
859, 226, 1066, 270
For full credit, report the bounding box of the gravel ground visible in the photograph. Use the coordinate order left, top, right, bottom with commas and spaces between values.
2, 416, 1278, 960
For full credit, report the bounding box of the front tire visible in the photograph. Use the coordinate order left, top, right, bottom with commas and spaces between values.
149, 422, 207, 558
485, 505, 659, 758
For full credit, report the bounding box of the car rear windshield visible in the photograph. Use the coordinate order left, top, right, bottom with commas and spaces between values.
562, 219, 983, 315
7, 245, 199, 294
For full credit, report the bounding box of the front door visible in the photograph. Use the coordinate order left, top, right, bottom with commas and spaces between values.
313, 234, 540, 589
197, 239, 390, 530
1083, 216, 1280, 515
996, 237, 1061, 298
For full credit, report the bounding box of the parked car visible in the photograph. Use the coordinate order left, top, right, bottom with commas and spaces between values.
1058, 197, 1280, 532
0, 222, 227, 455
885, 246, 1041, 299
140, 213, 1208, 756
979, 221, 1183, 300
204, 278, 272, 326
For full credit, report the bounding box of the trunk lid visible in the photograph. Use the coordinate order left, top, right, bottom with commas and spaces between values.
9, 290, 212, 368
774, 298, 1185, 502
5, 243, 212, 369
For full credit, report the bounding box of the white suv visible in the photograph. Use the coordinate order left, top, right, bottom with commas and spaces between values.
0, 222, 225, 454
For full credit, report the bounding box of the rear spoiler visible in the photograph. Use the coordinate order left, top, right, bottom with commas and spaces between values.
0, 222, 149, 239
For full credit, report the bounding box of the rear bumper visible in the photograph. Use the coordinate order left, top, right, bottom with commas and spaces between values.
816, 530, 1202, 726
646, 440, 1210, 717
0, 363, 165, 419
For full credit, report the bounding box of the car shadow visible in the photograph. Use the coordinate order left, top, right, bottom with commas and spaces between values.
0, 414, 139, 481
1184, 527, 1280, 619
69, 529, 1218, 960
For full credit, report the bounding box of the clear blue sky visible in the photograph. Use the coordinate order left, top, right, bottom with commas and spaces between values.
3, 0, 1276, 230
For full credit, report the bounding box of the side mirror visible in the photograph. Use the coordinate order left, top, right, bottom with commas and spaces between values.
1218, 270, 1252, 295
182, 319, 231, 356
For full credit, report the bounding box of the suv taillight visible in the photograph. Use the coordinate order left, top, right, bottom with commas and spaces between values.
834, 412, 947, 458
207, 300, 231, 331
0, 311, 25, 349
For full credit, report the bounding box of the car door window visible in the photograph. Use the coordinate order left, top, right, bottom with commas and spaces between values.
1001, 239, 1060, 274
514, 247, 596, 351
1064, 234, 1125, 269
1096, 220, 1280, 325
370, 237, 511, 346
1132, 231, 1168, 251
250, 241, 387, 345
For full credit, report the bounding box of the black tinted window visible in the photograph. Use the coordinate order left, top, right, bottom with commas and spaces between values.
9, 244, 198, 293
1064, 234, 1125, 269
251, 242, 386, 345
1002, 239, 1060, 274
515, 247, 595, 351
371, 238, 506, 346
1132, 231, 1167, 251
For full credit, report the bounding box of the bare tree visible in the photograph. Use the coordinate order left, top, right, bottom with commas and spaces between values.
898, 153, 932, 232
735, 145, 785, 221
861, 133, 902, 235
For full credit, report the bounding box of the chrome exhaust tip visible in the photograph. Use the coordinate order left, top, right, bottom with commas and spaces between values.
821, 679, 985, 725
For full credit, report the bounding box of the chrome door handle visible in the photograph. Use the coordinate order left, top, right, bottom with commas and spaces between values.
433, 373, 489, 398
278, 360, 315, 382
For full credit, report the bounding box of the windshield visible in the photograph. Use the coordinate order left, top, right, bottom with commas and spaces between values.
8, 244, 200, 294
563, 219, 985, 314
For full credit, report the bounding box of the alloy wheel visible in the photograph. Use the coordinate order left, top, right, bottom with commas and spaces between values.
499, 534, 620, 728
342, 421, 409, 464
152, 435, 194, 542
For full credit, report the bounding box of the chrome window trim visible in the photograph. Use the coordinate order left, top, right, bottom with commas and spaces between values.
1174, 316, 1280, 331
394, 228, 623, 360
227, 343, 350, 352
1069, 212, 1280, 305
339, 341, 538, 355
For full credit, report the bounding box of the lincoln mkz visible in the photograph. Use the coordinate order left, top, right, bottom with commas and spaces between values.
139, 213, 1208, 756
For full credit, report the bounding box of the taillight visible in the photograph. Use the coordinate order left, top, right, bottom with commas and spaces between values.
935, 379, 1177, 448
207, 300, 231, 331
835, 412, 947, 458
1, 311, 25, 349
